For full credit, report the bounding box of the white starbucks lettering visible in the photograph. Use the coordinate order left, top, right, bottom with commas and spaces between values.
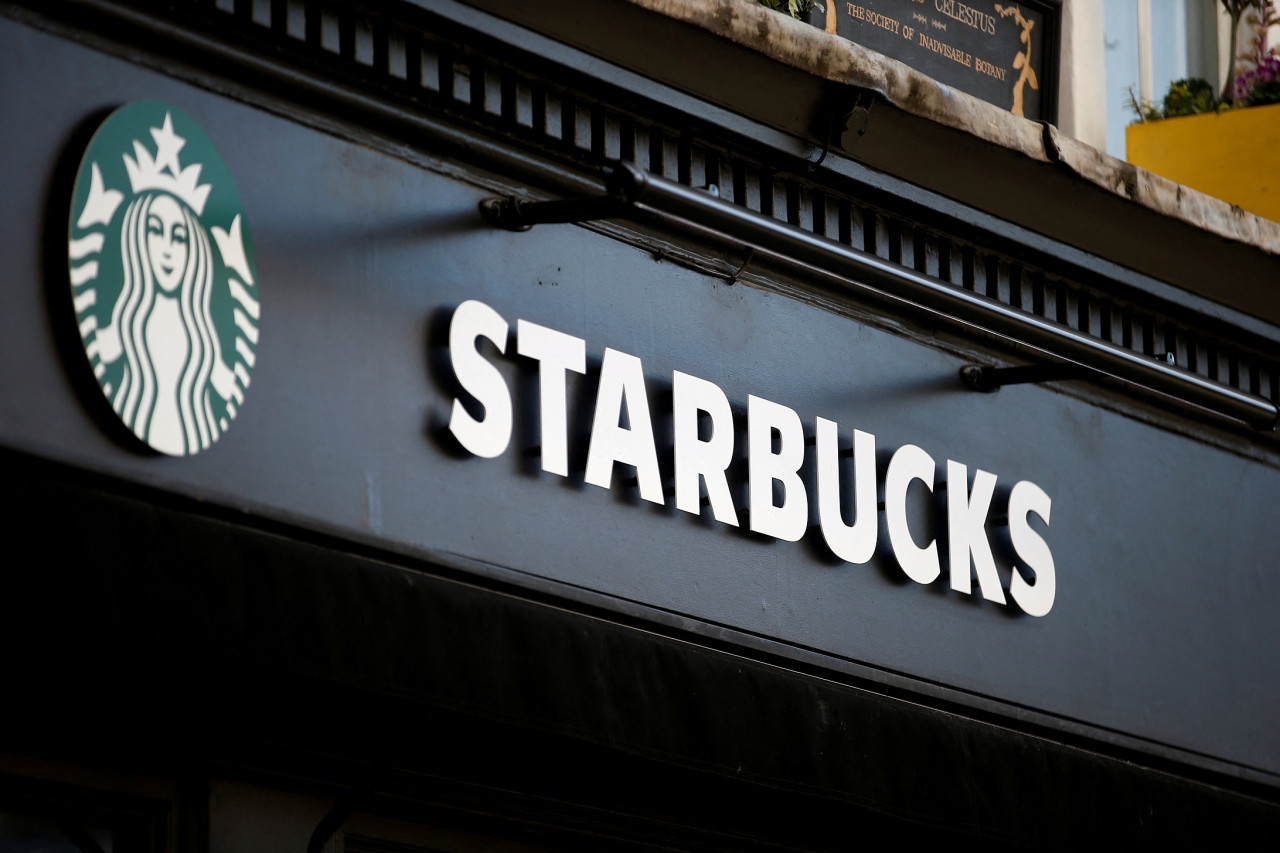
446, 299, 1058, 616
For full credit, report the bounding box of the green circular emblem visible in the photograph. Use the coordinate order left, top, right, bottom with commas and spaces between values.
68, 102, 259, 456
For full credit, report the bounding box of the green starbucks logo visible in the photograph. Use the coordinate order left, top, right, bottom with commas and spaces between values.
68, 102, 259, 455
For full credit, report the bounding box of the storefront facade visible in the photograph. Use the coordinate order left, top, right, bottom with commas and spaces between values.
4, 1, 1280, 849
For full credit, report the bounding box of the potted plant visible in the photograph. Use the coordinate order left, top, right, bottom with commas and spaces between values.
1127, 0, 1280, 221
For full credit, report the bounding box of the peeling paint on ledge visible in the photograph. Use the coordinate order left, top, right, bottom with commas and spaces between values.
626, 0, 1280, 256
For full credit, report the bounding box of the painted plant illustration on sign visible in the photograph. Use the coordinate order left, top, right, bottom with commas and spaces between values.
68, 102, 259, 455
995, 3, 1039, 116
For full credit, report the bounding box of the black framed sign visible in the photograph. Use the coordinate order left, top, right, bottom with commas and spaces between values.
810, 0, 1060, 121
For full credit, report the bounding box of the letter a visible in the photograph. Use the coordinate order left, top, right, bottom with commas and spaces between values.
584, 348, 664, 504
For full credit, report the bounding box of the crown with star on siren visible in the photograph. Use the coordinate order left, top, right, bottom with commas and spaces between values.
123, 112, 212, 216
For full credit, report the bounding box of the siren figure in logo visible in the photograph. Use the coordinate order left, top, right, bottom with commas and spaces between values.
69, 109, 259, 455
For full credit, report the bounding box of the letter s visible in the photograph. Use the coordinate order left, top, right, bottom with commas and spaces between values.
448, 299, 512, 458
1008, 480, 1055, 617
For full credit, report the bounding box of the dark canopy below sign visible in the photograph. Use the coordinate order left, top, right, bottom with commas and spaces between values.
810, 0, 1058, 120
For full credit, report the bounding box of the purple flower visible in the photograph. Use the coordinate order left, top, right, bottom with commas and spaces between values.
1234, 55, 1280, 104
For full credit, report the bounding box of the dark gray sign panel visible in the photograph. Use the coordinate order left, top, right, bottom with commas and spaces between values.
1, 17, 1275, 787
809, 0, 1059, 120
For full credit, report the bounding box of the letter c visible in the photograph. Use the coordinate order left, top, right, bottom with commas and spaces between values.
885, 443, 940, 584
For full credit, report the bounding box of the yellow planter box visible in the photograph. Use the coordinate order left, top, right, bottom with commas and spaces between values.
1126, 102, 1280, 223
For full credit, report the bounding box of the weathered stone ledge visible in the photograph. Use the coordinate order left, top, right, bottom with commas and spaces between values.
629, 0, 1280, 256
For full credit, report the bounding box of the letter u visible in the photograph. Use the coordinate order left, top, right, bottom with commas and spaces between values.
816, 418, 878, 564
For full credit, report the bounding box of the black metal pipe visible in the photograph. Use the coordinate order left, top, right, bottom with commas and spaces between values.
598, 163, 1278, 430
480, 194, 632, 230
960, 363, 1100, 392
